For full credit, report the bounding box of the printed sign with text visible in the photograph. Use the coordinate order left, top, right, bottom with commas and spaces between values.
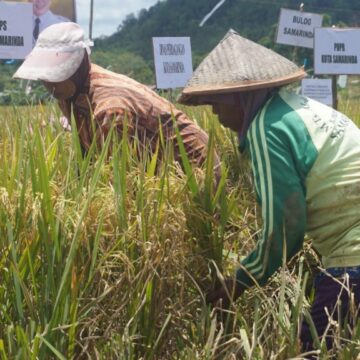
314, 28, 360, 75
276, 8, 323, 48
301, 78, 333, 106
153, 37, 193, 89
0, 2, 32, 59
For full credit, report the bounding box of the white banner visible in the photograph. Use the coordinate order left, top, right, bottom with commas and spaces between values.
301, 78, 333, 106
0, 2, 32, 59
153, 37, 193, 89
276, 8, 323, 49
314, 28, 360, 75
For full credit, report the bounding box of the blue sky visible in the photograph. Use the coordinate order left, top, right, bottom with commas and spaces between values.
76, 0, 160, 38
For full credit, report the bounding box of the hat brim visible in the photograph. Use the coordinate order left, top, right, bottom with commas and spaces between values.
13, 48, 84, 82
178, 68, 306, 105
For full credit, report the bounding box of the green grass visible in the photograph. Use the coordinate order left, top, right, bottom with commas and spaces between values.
0, 93, 359, 359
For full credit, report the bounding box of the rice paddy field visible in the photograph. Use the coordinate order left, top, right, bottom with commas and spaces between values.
0, 82, 360, 359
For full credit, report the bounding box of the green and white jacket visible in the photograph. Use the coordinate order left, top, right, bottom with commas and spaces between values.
237, 88, 360, 287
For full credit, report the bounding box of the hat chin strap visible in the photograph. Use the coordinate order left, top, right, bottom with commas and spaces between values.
33, 4, 51, 16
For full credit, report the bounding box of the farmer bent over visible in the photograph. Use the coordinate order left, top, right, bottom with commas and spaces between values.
14, 22, 220, 178
179, 29, 360, 356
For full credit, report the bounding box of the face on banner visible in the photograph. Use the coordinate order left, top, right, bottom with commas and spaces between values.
29, 0, 52, 17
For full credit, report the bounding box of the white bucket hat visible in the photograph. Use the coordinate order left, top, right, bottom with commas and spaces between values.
13, 22, 93, 82
179, 29, 306, 105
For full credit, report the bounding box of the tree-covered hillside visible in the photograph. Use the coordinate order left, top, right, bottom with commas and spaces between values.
94, 0, 360, 70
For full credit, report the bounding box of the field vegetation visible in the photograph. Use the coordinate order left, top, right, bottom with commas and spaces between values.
0, 82, 360, 359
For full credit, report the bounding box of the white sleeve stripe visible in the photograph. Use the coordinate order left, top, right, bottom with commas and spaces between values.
245, 109, 268, 270
248, 129, 260, 197
245, 102, 275, 276
248, 106, 275, 275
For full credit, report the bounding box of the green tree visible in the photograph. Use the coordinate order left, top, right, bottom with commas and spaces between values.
91, 50, 154, 84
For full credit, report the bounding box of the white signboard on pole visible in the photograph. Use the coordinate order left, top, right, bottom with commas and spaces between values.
0, 2, 32, 59
276, 8, 323, 48
301, 78, 333, 106
153, 37, 193, 89
314, 28, 360, 75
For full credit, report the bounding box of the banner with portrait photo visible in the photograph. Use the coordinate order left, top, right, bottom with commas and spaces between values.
7, 0, 76, 22
3, 0, 76, 58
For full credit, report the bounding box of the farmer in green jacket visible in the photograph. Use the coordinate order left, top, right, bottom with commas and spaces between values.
179, 29, 360, 354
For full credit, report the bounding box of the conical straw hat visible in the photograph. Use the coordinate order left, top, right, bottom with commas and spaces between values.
179, 29, 306, 105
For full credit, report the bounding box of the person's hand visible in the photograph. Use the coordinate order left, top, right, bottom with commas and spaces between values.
206, 277, 244, 310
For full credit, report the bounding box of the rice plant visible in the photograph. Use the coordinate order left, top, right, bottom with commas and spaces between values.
0, 89, 359, 359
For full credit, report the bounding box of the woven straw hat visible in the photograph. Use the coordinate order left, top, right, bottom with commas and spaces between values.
179, 29, 306, 105
13, 22, 93, 82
